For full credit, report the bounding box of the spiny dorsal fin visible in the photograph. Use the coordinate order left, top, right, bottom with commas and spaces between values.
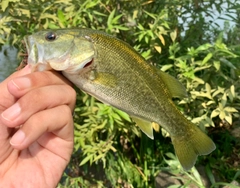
158, 70, 187, 99
131, 116, 154, 139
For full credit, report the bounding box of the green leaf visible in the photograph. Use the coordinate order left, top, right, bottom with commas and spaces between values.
220, 58, 237, 69
213, 61, 221, 71
161, 64, 173, 72
221, 93, 227, 107
191, 167, 203, 185
57, 9, 66, 23
40, 13, 58, 21
112, 14, 123, 24
202, 53, 213, 65
196, 43, 212, 52
80, 154, 93, 166
205, 165, 216, 184
114, 25, 129, 31
114, 109, 132, 122
193, 77, 205, 84
143, 10, 156, 19
107, 8, 116, 27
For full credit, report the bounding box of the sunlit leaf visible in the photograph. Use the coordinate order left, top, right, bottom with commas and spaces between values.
219, 110, 226, 120
213, 61, 221, 71
154, 45, 162, 53
1, 0, 19, 11
158, 34, 165, 45
225, 114, 232, 125
170, 30, 177, 42
230, 85, 235, 98
211, 109, 220, 118
224, 107, 238, 113
161, 64, 173, 72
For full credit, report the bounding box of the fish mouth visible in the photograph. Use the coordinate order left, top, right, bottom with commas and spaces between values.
23, 36, 40, 65
82, 58, 93, 68
22, 36, 52, 72
76, 57, 94, 69
63, 56, 94, 74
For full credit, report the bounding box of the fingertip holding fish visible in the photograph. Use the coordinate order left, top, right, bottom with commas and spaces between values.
11, 77, 32, 90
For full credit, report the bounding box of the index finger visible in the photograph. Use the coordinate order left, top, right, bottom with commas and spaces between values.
7, 70, 74, 98
0, 65, 32, 111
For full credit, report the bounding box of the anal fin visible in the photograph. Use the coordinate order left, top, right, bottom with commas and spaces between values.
131, 116, 154, 139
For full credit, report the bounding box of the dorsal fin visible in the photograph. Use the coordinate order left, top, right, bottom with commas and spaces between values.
158, 70, 187, 99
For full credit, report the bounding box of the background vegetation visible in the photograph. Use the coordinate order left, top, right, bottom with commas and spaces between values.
1, 0, 240, 187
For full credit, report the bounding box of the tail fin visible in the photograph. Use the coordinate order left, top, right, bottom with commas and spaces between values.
171, 127, 216, 170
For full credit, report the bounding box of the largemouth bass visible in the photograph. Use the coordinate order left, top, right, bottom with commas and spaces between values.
24, 28, 216, 170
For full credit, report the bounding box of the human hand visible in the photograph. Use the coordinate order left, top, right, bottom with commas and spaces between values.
0, 65, 76, 188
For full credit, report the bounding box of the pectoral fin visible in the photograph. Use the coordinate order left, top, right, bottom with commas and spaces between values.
158, 70, 187, 99
90, 71, 117, 88
131, 116, 154, 139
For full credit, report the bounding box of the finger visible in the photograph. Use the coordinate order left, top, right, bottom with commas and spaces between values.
0, 65, 32, 111
7, 70, 73, 98
0, 65, 32, 146
1, 65, 32, 85
1, 84, 76, 127
10, 105, 74, 159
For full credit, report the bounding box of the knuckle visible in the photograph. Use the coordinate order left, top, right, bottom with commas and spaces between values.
20, 89, 44, 109
67, 85, 77, 100
29, 71, 52, 86
61, 105, 73, 118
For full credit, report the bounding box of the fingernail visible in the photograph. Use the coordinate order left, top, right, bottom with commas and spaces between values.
1, 103, 21, 122
11, 77, 31, 90
10, 130, 25, 145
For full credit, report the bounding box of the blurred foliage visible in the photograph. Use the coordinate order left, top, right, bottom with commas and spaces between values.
1, 0, 240, 187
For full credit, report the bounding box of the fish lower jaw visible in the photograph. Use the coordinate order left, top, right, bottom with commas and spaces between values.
64, 57, 94, 74
30, 62, 53, 72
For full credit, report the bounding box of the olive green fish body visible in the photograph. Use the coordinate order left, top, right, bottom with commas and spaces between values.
24, 28, 216, 170
65, 31, 186, 134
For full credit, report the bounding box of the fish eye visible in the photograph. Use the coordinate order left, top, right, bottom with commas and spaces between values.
45, 32, 57, 41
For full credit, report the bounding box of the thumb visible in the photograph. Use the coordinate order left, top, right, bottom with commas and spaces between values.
4, 65, 32, 83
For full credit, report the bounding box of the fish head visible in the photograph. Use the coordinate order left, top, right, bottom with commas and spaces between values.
24, 29, 95, 73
